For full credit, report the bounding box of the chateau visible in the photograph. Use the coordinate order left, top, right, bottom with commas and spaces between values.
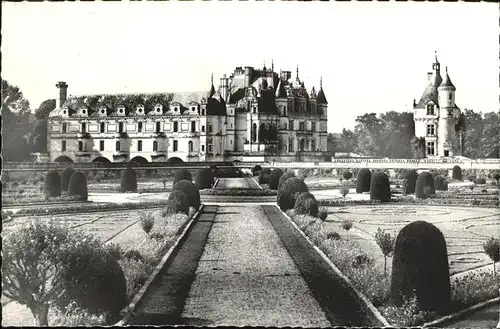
47, 64, 328, 163
413, 53, 462, 158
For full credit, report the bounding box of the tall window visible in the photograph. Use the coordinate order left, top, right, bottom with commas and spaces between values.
311, 122, 316, 132
62, 140, 66, 151
81, 123, 86, 133
156, 122, 161, 133
449, 92, 452, 101
299, 122, 305, 131
173, 121, 178, 132
426, 124, 435, 136
78, 141, 83, 151
201, 145, 205, 152
138, 140, 142, 152
289, 120, 294, 130
153, 141, 158, 151
116, 141, 120, 151
173, 140, 178, 152
138, 122, 143, 133
427, 142, 435, 156
62, 123, 67, 133
311, 139, 316, 151
202, 125, 205, 132
118, 122, 124, 133
188, 141, 193, 152
289, 138, 294, 152
208, 125, 212, 133
208, 144, 213, 152
191, 121, 196, 133
100, 140, 105, 151
426, 104, 435, 115
201, 109, 205, 115
100, 122, 105, 133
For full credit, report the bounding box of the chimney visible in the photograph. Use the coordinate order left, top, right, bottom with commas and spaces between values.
56, 81, 68, 108
427, 72, 433, 82
244, 67, 252, 87
220, 74, 229, 103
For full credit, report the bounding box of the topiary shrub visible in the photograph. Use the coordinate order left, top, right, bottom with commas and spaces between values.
327, 231, 341, 240
123, 249, 144, 263
467, 175, 476, 182
415, 172, 435, 199
172, 179, 200, 210
277, 171, 296, 191
474, 177, 486, 185
391, 221, 451, 313
356, 168, 371, 193
61, 167, 75, 192
57, 236, 127, 323
434, 175, 448, 191
252, 165, 262, 176
104, 242, 123, 261
120, 167, 137, 193
68, 171, 88, 201
370, 172, 391, 202
403, 170, 418, 194
173, 169, 192, 185
165, 189, 189, 216
195, 168, 214, 189
268, 168, 284, 190
258, 168, 271, 184
277, 177, 309, 211
45, 170, 62, 197
492, 172, 500, 185
293, 192, 319, 217
342, 171, 353, 181
452, 165, 462, 180
318, 208, 328, 221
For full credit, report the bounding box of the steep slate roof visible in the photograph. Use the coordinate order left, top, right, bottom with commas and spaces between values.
257, 89, 278, 114
206, 91, 226, 116
439, 69, 455, 89
316, 87, 327, 104
415, 72, 442, 108
275, 79, 287, 98
228, 88, 246, 104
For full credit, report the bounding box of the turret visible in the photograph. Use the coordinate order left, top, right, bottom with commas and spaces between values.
208, 74, 216, 98
438, 66, 456, 109
56, 81, 68, 109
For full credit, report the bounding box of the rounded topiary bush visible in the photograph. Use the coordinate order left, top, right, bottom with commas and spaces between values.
68, 171, 88, 201
195, 168, 214, 189
370, 172, 391, 202
452, 165, 462, 180
391, 220, 451, 313
403, 170, 418, 194
120, 167, 137, 193
44, 170, 62, 197
277, 177, 309, 211
172, 179, 200, 210
434, 175, 448, 191
57, 237, 127, 323
277, 171, 296, 191
415, 172, 435, 199
173, 169, 192, 184
258, 168, 271, 184
356, 168, 371, 193
165, 189, 189, 216
342, 171, 353, 181
252, 165, 262, 176
268, 168, 284, 190
294, 192, 318, 217
467, 175, 477, 182
61, 167, 75, 192
474, 177, 486, 185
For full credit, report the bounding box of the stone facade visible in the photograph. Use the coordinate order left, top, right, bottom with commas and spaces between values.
47, 64, 328, 163
413, 53, 461, 158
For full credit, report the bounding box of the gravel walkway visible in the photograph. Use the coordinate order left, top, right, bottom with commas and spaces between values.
181, 205, 331, 327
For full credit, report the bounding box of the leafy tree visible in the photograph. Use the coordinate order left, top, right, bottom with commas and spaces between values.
375, 228, 396, 276
338, 128, 358, 153
354, 113, 383, 156
29, 99, 56, 153
483, 237, 500, 278
480, 112, 500, 158
411, 136, 426, 159
462, 109, 484, 159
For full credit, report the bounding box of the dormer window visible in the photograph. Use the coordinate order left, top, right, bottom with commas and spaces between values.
119, 109, 124, 114
63, 110, 67, 115
100, 109, 106, 115
426, 104, 435, 115
191, 107, 195, 111
201, 109, 205, 115
82, 109, 87, 115
447, 109, 453, 116
138, 108, 143, 114
175, 107, 178, 112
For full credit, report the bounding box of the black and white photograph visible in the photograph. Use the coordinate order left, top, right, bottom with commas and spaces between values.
1, 1, 499, 327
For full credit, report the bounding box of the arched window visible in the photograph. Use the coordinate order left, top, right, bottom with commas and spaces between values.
251, 123, 257, 142
188, 141, 193, 152
116, 141, 120, 151
153, 141, 158, 151
201, 108, 205, 115
78, 141, 83, 151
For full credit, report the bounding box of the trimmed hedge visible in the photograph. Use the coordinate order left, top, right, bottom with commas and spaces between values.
61, 167, 75, 192
403, 170, 418, 194
434, 175, 448, 191
268, 168, 284, 190
195, 168, 214, 189
294, 192, 318, 217
252, 165, 262, 176
165, 189, 189, 216
120, 167, 137, 193
173, 169, 192, 184
452, 165, 462, 180
172, 180, 200, 210
370, 172, 391, 202
474, 178, 487, 185
68, 171, 88, 201
277, 177, 309, 211
415, 172, 435, 199
258, 168, 271, 184
356, 168, 371, 193
391, 221, 450, 313
45, 170, 62, 197
277, 171, 296, 191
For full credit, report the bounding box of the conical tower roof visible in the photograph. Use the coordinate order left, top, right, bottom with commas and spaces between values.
439, 67, 456, 89
208, 74, 216, 98
275, 79, 287, 98
316, 77, 328, 104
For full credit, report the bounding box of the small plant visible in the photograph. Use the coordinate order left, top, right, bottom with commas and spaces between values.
343, 171, 353, 181
294, 192, 318, 217
341, 219, 353, 241
318, 207, 328, 221
327, 231, 341, 240
467, 175, 476, 182
163, 179, 168, 189
124, 249, 144, 263
474, 177, 486, 185
493, 172, 500, 186
469, 185, 475, 191
339, 186, 349, 200
483, 237, 500, 278
434, 175, 448, 191
277, 171, 296, 191
104, 242, 123, 261
149, 231, 165, 241
139, 212, 155, 234
375, 228, 396, 276
352, 254, 374, 268
195, 168, 214, 189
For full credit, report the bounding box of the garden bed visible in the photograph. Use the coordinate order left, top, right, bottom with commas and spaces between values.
200, 188, 277, 196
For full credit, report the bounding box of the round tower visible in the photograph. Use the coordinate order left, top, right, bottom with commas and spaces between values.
437, 66, 458, 157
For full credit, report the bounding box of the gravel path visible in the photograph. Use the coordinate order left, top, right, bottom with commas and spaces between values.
181, 205, 331, 327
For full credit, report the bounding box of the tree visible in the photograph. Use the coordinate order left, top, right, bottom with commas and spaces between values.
483, 237, 500, 279
29, 99, 56, 153
480, 112, 500, 158
462, 109, 484, 159
354, 113, 383, 156
341, 219, 353, 241
411, 136, 426, 159
378, 111, 415, 158
375, 228, 396, 276
338, 128, 358, 153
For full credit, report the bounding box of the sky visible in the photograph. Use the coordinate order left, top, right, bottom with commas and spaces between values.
2, 1, 498, 133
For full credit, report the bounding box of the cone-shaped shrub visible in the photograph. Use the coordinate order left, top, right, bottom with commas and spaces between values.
342, 171, 353, 181
370, 172, 391, 202
195, 168, 214, 189
57, 237, 127, 323
277, 171, 296, 191
434, 175, 448, 191
277, 177, 309, 211
68, 171, 88, 201
452, 165, 462, 180
172, 179, 200, 210
258, 168, 271, 184
356, 168, 371, 193
268, 168, 284, 190
294, 192, 318, 217
415, 172, 435, 199
61, 167, 75, 192
120, 167, 137, 192
165, 189, 189, 215
391, 221, 450, 313
173, 169, 192, 184
45, 170, 62, 197
252, 165, 262, 176
403, 170, 418, 194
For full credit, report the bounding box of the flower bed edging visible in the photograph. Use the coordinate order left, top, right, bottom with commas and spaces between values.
422, 297, 499, 327
212, 178, 220, 189
278, 206, 391, 327
115, 204, 204, 326
252, 177, 263, 189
